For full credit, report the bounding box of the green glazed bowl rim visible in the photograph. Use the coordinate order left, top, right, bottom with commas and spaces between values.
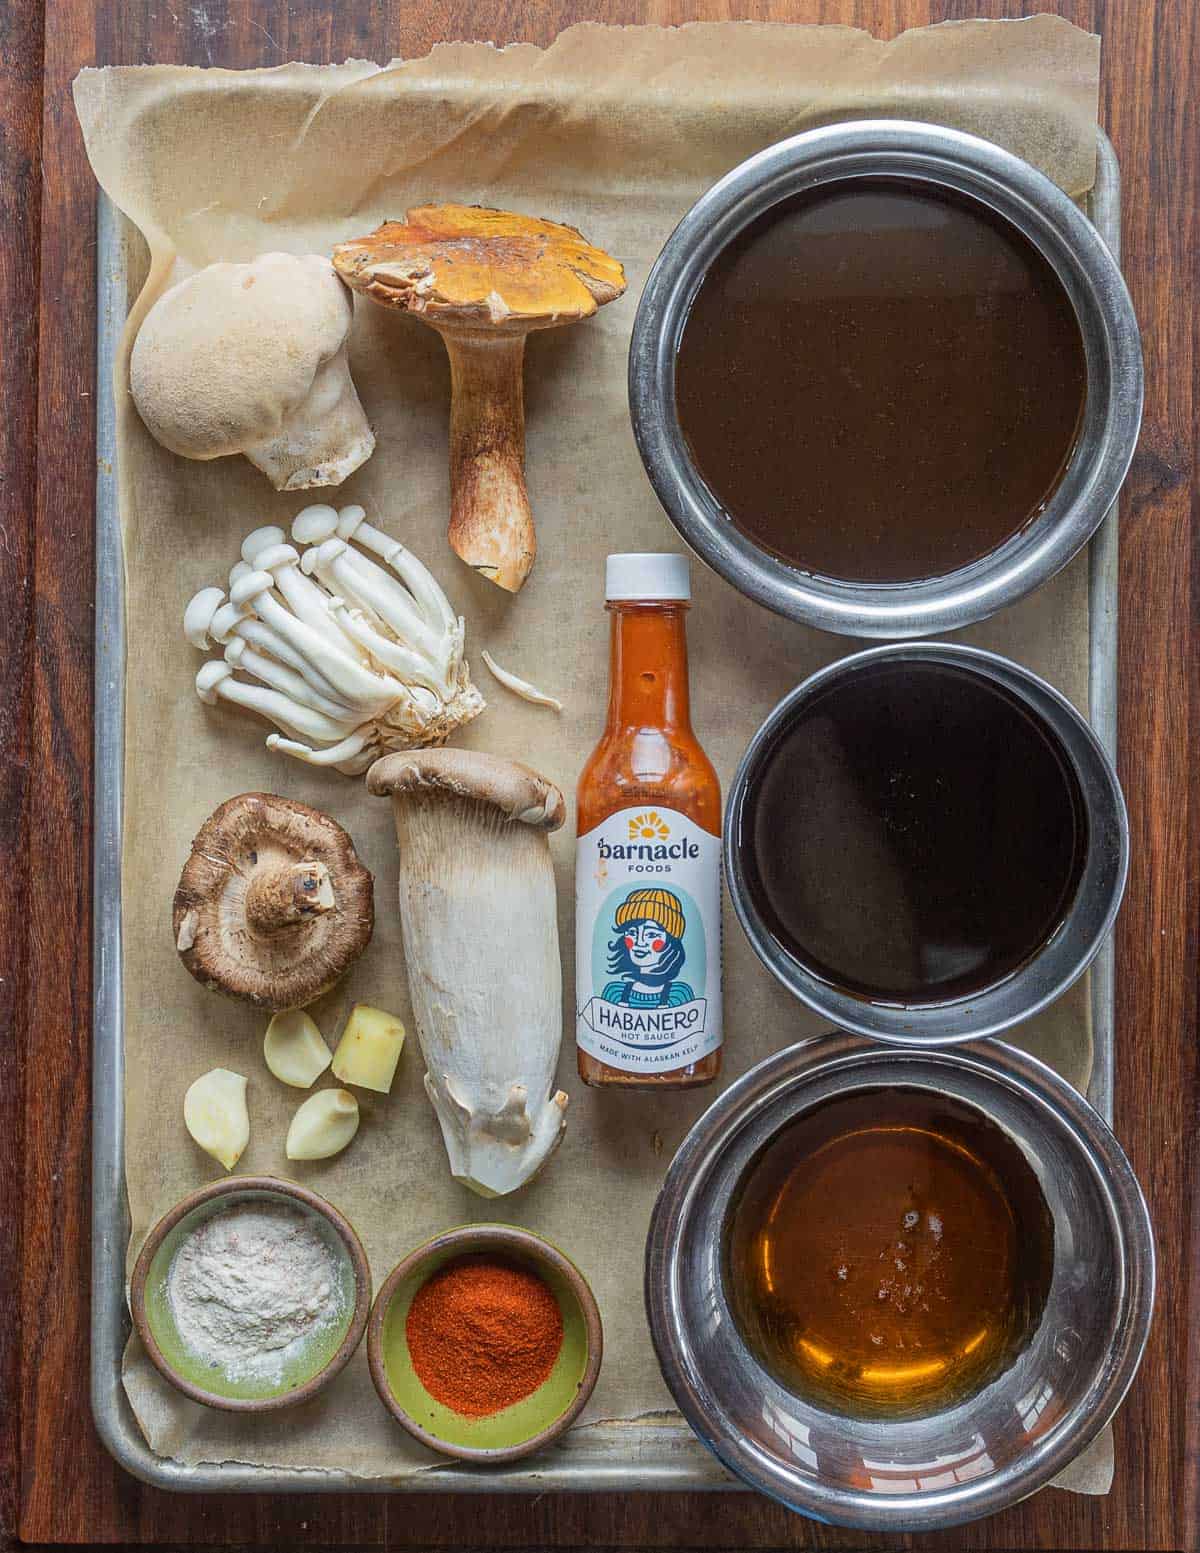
367, 1223, 604, 1463
129, 1174, 372, 1413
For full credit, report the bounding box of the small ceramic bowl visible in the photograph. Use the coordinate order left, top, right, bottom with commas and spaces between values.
368, 1224, 603, 1462
130, 1175, 371, 1412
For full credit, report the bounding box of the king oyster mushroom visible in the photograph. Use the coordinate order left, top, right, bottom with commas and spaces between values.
333, 205, 626, 592
367, 749, 568, 1197
173, 793, 374, 1011
185, 503, 484, 774
131, 253, 375, 491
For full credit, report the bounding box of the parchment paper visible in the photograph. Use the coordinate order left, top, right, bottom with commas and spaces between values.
74, 17, 1113, 1493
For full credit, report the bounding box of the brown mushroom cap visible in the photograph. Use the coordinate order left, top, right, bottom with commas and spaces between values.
331, 204, 627, 333
173, 793, 374, 1011
367, 749, 566, 832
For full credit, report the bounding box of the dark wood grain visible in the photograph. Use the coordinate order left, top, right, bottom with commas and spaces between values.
9, 0, 1198, 1546
0, 1, 45, 1550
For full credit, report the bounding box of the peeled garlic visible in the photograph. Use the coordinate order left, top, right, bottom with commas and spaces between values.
286, 1088, 360, 1160
331, 1003, 406, 1094
184, 1068, 250, 1171
264, 1009, 332, 1089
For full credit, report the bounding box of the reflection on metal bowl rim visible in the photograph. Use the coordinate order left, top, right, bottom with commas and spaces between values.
724, 642, 1129, 1047
628, 119, 1143, 639
644, 1035, 1154, 1531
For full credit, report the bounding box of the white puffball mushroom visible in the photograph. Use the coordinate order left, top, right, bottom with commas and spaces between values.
183, 1068, 250, 1171
286, 1089, 360, 1160
130, 253, 375, 492
264, 1009, 332, 1089
331, 1004, 406, 1094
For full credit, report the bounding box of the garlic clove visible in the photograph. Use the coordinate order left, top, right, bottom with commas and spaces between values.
183, 1068, 250, 1171
264, 1009, 332, 1089
331, 1003, 406, 1094
286, 1088, 360, 1160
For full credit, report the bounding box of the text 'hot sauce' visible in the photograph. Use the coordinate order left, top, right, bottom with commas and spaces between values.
575, 554, 723, 1088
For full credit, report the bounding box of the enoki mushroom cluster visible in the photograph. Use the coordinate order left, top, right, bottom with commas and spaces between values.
184, 504, 484, 774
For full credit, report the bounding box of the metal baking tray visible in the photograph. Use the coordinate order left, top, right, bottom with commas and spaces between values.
90, 131, 1124, 1493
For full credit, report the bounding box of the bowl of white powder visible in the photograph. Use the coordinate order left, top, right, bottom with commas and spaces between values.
131, 1176, 371, 1410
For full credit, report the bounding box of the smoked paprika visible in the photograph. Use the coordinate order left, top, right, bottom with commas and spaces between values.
406, 1255, 564, 1417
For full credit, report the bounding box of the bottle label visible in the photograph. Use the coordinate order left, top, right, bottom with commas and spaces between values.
575, 806, 723, 1073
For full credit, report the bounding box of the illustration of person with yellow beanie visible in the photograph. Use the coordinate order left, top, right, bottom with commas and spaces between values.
602, 887, 695, 1009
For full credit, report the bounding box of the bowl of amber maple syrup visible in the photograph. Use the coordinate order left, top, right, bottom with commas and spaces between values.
645, 1033, 1153, 1530
727, 1087, 1055, 1421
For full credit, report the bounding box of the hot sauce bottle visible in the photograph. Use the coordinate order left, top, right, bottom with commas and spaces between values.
575, 554, 722, 1088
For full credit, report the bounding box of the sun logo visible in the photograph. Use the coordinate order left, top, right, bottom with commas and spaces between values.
629, 810, 670, 841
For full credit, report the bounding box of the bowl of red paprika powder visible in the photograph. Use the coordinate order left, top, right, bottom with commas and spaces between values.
367, 1224, 603, 1462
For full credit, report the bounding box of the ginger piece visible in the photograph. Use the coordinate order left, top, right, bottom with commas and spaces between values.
331, 1004, 406, 1094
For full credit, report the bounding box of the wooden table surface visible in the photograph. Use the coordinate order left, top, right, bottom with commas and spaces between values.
2, 0, 1196, 1547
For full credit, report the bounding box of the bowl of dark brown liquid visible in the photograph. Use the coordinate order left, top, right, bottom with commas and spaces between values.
629, 121, 1142, 637
725, 643, 1127, 1044
645, 1034, 1154, 1529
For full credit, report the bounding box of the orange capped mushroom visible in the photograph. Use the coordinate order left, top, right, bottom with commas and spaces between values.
333, 205, 626, 593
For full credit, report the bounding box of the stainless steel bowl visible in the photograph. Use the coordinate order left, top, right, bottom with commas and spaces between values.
725, 642, 1128, 1045
645, 1034, 1154, 1530
628, 120, 1143, 638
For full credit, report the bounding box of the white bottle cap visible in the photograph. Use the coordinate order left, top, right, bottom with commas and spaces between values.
605, 553, 691, 602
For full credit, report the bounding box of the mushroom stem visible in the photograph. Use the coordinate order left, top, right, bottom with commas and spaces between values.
245, 860, 336, 935
327, 599, 451, 700
224, 637, 356, 723
303, 538, 445, 666
367, 750, 568, 1196
196, 661, 359, 744
443, 331, 534, 593
234, 617, 355, 706
233, 572, 402, 714
248, 535, 361, 649
266, 730, 374, 772
337, 506, 458, 636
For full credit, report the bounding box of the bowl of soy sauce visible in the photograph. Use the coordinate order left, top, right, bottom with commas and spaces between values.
724, 643, 1127, 1044
629, 120, 1142, 638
